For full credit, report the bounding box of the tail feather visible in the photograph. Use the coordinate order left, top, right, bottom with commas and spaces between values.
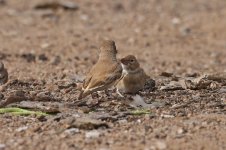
78, 90, 91, 100
78, 90, 84, 100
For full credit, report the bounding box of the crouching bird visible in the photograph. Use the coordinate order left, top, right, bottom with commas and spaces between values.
78, 40, 122, 99
116, 55, 150, 97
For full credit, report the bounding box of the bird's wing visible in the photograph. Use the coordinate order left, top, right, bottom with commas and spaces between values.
114, 68, 126, 86
82, 74, 92, 90
140, 68, 150, 80
85, 63, 122, 91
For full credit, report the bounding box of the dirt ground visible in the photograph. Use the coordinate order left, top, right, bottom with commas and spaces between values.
0, 0, 226, 150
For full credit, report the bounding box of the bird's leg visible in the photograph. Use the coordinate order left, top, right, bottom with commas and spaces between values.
116, 88, 124, 98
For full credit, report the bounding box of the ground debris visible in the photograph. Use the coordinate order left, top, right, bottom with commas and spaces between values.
20, 53, 36, 62
85, 130, 102, 139
160, 81, 184, 91
57, 80, 76, 89
64, 128, 79, 135
10, 101, 61, 114
160, 73, 225, 91
63, 117, 109, 130
160, 72, 173, 77
219, 86, 226, 93
144, 78, 156, 90
34, 1, 79, 11
131, 95, 165, 109
0, 90, 27, 107
38, 54, 48, 61
0, 62, 8, 85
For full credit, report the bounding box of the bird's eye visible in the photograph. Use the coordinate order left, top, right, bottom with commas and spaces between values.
130, 60, 134, 62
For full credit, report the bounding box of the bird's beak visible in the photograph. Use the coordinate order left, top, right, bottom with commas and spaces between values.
120, 58, 128, 65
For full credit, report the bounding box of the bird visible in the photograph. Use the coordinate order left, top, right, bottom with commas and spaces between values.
0, 62, 8, 85
78, 40, 122, 99
116, 55, 150, 97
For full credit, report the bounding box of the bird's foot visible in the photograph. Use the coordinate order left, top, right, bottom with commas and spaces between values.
116, 88, 124, 98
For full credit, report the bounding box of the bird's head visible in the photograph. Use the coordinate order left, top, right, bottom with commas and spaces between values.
99, 40, 118, 56
120, 55, 140, 71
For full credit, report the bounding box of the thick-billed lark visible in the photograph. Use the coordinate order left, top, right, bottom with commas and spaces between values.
0, 62, 8, 85
78, 40, 122, 99
116, 55, 150, 97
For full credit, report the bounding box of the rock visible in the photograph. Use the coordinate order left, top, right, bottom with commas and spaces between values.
160, 114, 175, 118
209, 81, 220, 89
0, 90, 27, 107
150, 101, 166, 108
155, 141, 167, 150
160, 72, 173, 77
21, 53, 36, 62
219, 86, 226, 93
69, 74, 85, 83
59, 1, 79, 10
85, 130, 102, 139
113, 3, 124, 12
80, 14, 89, 21
57, 80, 76, 89
171, 17, 181, 25
64, 117, 109, 130
205, 73, 226, 83
0, 52, 8, 60
0, 0, 6, 5
0, 144, 5, 150
34, 1, 79, 11
118, 119, 128, 124
40, 43, 51, 49
160, 74, 225, 91
0, 62, 4, 71
177, 128, 185, 135
35, 91, 55, 101
64, 128, 79, 135
51, 56, 61, 65
171, 103, 188, 109
144, 78, 155, 90
160, 81, 184, 91
38, 54, 48, 61
180, 75, 212, 90
0, 93, 4, 100
180, 26, 191, 36
0, 62, 8, 85
131, 95, 153, 108
16, 126, 28, 132
12, 101, 61, 114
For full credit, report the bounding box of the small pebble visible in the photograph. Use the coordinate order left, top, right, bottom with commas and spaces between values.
85, 130, 101, 139
0, 144, 5, 150
156, 141, 167, 150
16, 126, 28, 132
64, 128, 80, 135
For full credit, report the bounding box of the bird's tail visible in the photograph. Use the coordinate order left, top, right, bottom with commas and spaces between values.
78, 90, 91, 100
78, 90, 84, 100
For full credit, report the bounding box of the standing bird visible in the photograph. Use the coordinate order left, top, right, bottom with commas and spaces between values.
116, 55, 150, 97
78, 40, 122, 99
0, 62, 8, 85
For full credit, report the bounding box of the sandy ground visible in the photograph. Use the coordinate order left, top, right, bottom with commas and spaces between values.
0, 0, 226, 150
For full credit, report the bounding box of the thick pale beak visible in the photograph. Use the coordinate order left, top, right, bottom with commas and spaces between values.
120, 58, 128, 65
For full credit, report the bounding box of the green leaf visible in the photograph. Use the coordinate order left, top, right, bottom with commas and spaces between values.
130, 109, 151, 115
0, 107, 49, 116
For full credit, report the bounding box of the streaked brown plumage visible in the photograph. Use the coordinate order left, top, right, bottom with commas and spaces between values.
116, 55, 149, 96
78, 40, 122, 99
